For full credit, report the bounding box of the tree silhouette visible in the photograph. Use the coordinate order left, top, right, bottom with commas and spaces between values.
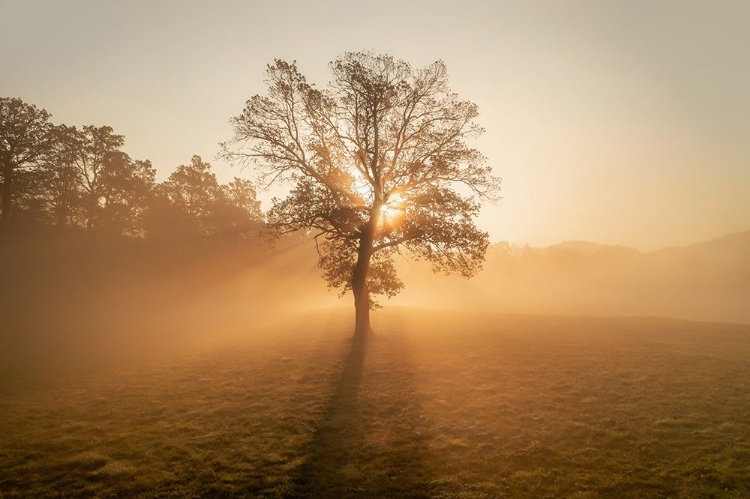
41, 125, 85, 227
67, 125, 126, 229
149, 155, 263, 242
223, 177, 262, 222
0, 97, 54, 226
224, 52, 499, 336
160, 156, 223, 222
98, 154, 156, 236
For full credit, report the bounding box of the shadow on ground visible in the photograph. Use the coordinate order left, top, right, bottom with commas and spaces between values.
289, 329, 435, 498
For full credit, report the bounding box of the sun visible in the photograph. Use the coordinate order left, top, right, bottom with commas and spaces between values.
379, 193, 405, 226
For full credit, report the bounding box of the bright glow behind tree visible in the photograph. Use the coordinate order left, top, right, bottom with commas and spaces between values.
224, 52, 500, 336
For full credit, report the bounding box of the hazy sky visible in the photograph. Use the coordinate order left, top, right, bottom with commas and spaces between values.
2, 0, 748, 250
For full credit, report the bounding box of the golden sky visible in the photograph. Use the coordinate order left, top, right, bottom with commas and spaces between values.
2, 0, 748, 250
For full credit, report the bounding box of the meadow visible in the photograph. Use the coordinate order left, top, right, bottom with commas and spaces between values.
2, 308, 749, 498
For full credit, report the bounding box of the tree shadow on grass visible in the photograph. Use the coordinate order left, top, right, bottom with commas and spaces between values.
288, 331, 434, 498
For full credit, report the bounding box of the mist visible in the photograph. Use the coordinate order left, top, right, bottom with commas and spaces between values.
392, 232, 750, 325
2, 227, 750, 496
0, 229, 331, 386
3, 1, 750, 494
3, 228, 747, 383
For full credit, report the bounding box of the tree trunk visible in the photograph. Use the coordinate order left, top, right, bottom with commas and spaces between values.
352, 238, 373, 339
351, 206, 379, 339
1, 164, 13, 225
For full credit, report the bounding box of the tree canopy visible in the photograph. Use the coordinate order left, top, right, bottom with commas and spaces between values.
151, 155, 263, 242
1, 97, 262, 242
1, 97, 54, 224
224, 52, 500, 335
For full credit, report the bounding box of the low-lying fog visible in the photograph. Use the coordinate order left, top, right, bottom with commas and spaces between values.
2, 229, 748, 382
392, 232, 750, 324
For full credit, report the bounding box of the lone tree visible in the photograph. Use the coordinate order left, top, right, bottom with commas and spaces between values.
224, 52, 499, 337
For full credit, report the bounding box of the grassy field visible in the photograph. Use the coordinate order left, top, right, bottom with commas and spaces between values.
2, 309, 750, 498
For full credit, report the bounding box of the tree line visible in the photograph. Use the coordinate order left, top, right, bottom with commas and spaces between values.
0, 97, 263, 243
4, 52, 499, 334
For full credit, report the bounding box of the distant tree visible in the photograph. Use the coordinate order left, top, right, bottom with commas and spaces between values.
99, 154, 156, 236
224, 52, 499, 336
40, 125, 84, 227
152, 155, 262, 242
9, 167, 51, 226
159, 155, 223, 224
143, 188, 200, 241
215, 177, 265, 243
223, 177, 263, 221
68, 125, 126, 229
0, 97, 54, 225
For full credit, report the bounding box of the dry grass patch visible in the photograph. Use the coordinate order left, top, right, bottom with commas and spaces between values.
387, 311, 750, 497
2, 309, 749, 497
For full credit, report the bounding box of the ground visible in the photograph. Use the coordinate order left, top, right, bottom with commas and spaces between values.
1, 309, 749, 498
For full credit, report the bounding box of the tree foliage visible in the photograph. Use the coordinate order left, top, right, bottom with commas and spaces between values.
40, 125, 84, 226
148, 155, 263, 243
99, 155, 156, 236
224, 52, 499, 330
0, 97, 54, 224
1, 97, 263, 243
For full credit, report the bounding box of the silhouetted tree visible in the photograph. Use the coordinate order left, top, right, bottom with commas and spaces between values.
40, 125, 85, 227
150, 155, 262, 242
143, 188, 200, 241
215, 177, 265, 243
0, 97, 54, 225
67, 125, 126, 229
37, 124, 153, 233
9, 167, 50, 226
160, 155, 222, 223
224, 52, 499, 336
99, 154, 156, 236
223, 177, 262, 221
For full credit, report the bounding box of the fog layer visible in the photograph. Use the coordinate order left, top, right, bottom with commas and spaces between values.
2, 229, 748, 384
393, 232, 750, 325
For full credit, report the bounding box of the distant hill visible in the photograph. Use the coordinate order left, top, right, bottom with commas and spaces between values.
393, 230, 750, 325
489, 230, 750, 259
655, 230, 750, 253
648, 231, 750, 276
544, 240, 639, 256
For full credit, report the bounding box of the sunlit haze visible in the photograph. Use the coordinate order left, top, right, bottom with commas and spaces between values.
3, 3, 750, 497
3, 0, 748, 250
